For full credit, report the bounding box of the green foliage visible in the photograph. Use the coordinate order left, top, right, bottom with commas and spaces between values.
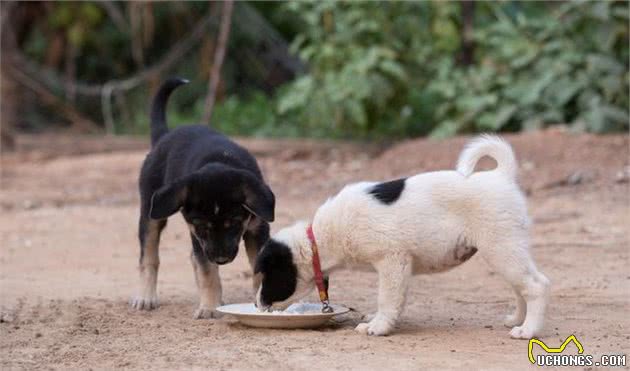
273, 0, 628, 138
201, 92, 303, 137
426, 1, 629, 137
275, 1, 421, 137
17, 1, 629, 138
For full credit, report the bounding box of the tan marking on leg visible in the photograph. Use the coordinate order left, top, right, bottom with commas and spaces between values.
244, 230, 262, 293
131, 221, 161, 310
191, 254, 222, 319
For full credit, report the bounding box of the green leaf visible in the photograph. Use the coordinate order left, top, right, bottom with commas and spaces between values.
277, 77, 313, 114
545, 77, 584, 107
590, 1, 611, 21
492, 105, 518, 130
455, 94, 497, 112
587, 54, 624, 75
379, 60, 407, 81
430, 120, 462, 139
345, 100, 368, 127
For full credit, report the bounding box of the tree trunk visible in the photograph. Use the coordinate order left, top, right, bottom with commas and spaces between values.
202, 0, 234, 125
457, 1, 475, 66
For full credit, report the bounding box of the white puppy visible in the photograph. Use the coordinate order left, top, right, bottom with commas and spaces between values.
255, 135, 549, 338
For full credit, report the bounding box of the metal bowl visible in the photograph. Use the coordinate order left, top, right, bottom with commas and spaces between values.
216, 303, 350, 329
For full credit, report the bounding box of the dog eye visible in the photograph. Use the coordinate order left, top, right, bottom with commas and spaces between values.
224, 220, 231, 228
206, 222, 213, 229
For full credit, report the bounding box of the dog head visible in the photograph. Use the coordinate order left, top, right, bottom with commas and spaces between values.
149, 163, 275, 264
254, 221, 316, 310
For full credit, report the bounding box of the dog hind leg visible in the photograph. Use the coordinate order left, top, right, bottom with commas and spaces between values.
481, 238, 550, 339
504, 286, 527, 327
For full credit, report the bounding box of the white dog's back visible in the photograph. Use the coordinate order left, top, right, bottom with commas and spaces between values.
315, 135, 528, 264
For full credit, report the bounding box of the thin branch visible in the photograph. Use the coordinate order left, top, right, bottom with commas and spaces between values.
97, 1, 129, 32
202, 0, 234, 124
7, 10, 218, 97
6, 63, 100, 133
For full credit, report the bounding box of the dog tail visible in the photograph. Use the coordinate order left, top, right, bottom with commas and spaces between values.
456, 134, 517, 180
150, 77, 189, 146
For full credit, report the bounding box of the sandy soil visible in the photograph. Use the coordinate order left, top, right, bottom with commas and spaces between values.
1, 129, 628, 370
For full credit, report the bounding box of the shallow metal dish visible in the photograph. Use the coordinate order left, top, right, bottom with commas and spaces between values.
217, 303, 349, 329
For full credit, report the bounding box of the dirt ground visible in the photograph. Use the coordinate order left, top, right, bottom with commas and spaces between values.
1, 129, 628, 370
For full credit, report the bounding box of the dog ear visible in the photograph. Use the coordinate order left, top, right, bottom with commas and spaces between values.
238, 171, 275, 222
149, 178, 190, 220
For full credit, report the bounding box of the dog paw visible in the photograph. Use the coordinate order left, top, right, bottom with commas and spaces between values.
355, 316, 393, 336
362, 312, 377, 321
193, 306, 222, 320
355, 322, 370, 334
504, 313, 525, 327
509, 325, 537, 339
129, 296, 158, 310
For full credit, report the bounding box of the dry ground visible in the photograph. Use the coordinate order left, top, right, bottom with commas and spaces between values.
1, 129, 628, 370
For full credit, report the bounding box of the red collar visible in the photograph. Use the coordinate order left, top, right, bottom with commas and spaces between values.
307, 225, 332, 312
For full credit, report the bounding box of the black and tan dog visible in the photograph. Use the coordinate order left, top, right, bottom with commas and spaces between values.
130, 78, 275, 318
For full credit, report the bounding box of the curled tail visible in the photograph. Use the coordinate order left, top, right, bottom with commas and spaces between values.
150, 77, 189, 146
456, 134, 518, 180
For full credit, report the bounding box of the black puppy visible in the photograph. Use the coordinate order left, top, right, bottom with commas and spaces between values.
130, 78, 275, 319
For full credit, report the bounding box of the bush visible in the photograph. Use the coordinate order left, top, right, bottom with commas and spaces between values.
426, 1, 629, 137
273, 1, 628, 138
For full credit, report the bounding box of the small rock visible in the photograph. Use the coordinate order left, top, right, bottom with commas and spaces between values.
22, 200, 39, 210
35, 332, 42, 338
0, 313, 14, 323
615, 166, 630, 183
567, 171, 585, 185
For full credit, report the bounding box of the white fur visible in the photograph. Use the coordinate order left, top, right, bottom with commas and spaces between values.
257, 135, 550, 338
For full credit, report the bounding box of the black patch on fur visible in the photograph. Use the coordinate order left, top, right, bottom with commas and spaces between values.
459, 247, 478, 262
255, 239, 298, 306
368, 178, 406, 205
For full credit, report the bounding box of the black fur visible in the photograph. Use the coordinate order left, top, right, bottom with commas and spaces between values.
150, 77, 189, 145
368, 178, 406, 205
138, 77, 275, 266
254, 239, 298, 307
459, 247, 478, 262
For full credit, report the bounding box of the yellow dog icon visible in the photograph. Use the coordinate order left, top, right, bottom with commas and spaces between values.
528, 335, 584, 364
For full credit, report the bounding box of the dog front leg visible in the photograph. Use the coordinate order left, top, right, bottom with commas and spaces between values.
356, 254, 412, 336
191, 247, 223, 319
131, 218, 165, 310
244, 219, 269, 294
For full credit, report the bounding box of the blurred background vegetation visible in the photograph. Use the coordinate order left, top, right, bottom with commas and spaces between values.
1, 1, 628, 143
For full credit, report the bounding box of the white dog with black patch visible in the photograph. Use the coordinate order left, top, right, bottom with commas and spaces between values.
255, 135, 549, 338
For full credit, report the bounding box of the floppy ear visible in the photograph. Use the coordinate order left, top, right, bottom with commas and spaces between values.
238, 171, 275, 222
149, 178, 189, 220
